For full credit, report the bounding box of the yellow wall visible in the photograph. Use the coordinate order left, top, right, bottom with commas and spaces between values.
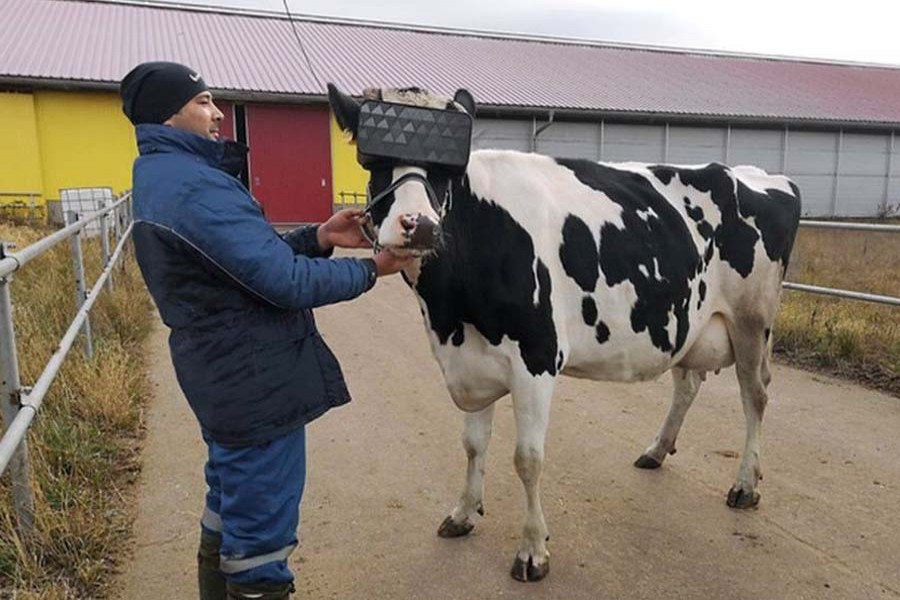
4, 91, 366, 216
0, 93, 44, 212
330, 113, 369, 205
34, 90, 136, 201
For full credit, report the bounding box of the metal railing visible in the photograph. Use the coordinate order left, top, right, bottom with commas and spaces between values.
0, 192, 43, 224
783, 219, 900, 306
336, 190, 366, 204
333, 190, 367, 213
0, 191, 133, 535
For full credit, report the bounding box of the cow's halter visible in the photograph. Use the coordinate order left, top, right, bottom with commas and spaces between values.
360, 171, 448, 250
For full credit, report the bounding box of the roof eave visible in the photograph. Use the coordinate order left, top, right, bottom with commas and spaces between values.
0, 76, 119, 92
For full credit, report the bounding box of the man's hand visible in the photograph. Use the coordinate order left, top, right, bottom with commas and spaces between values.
372, 248, 416, 276
317, 209, 372, 251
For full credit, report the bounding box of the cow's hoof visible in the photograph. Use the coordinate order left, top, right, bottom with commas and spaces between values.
726, 486, 760, 509
634, 454, 662, 469
437, 516, 474, 538
510, 555, 549, 582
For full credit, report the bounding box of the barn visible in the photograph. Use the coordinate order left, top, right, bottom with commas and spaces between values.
2, 0, 900, 222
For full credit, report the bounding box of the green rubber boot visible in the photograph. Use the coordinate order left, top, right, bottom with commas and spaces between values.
198, 531, 226, 600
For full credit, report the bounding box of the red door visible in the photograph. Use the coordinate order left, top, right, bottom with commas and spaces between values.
246, 104, 332, 224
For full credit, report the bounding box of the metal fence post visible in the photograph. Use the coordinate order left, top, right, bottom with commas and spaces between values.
0, 241, 36, 535
116, 200, 131, 273
66, 211, 94, 359
113, 203, 122, 251
100, 207, 113, 292
126, 194, 135, 263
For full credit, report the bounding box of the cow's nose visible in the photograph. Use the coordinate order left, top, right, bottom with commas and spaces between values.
408, 215, 440, 248
400, 215, 417, 232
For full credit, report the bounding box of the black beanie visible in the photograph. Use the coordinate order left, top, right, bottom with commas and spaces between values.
120, 61, 209, 125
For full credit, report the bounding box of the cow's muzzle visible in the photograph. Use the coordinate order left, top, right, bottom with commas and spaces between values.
361, 171, 445, 251
401, 213, 441, 249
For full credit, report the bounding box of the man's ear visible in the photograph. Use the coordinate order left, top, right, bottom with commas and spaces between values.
453, 89, 476, 117
327, 83, 361, 140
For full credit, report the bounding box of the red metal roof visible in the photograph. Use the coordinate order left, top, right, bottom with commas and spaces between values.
4, 0, 900, 126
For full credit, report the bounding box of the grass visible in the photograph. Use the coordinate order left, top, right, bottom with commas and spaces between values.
0, 219, 153, 598
777, 223, 900, 396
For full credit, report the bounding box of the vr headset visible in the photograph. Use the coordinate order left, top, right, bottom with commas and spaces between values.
356, 99, 473, 175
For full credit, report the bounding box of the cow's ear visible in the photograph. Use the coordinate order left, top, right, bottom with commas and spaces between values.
453, 89, 476, 116
327, 83, 360, 140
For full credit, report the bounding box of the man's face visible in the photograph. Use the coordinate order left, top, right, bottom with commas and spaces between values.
165, 91, 224, 140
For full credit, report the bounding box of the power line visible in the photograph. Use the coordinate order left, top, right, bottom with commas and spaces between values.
282, 0, 323, 90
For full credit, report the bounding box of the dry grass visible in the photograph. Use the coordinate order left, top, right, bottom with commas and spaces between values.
777, 223, 900, 396
0, 221, 153, 598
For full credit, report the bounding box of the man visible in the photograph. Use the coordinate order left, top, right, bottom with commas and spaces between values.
120, 61, 412, 599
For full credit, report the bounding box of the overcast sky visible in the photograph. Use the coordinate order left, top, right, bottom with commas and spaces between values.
155, 0, 900, 66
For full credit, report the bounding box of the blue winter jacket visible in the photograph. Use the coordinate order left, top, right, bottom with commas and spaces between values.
131, 124, 377, 446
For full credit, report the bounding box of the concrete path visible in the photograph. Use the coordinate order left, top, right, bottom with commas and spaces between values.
117, 258, 900, 600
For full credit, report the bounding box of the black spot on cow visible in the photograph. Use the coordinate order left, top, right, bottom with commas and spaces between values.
683, 199, 716, 242
557, 159, 701, 354
698, 280, 707, 310
367, 170, 396, 227
582, 296, 598, 326
653, 166, 677, 185
556, 350, 564, 371
652, 163, 800, 279
595, 321, 611, 344
415, 178, 558, 377
735, 180, 802, 273
452, 326, 465, 346
684, 197, 704, 222
560, 215, 599, 292
704, 241, 714, 265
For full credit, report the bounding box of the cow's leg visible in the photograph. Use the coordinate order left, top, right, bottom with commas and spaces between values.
727, 321, 770, 509
509, 376, 555, 582
761, 349, 772, 387
635, 366, 703, 469
438, 403, 496, 538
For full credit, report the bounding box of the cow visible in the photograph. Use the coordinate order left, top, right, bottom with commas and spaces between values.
327, 83, 802, 582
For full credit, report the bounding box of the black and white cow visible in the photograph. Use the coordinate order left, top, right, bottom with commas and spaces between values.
328, 84, 802, 582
